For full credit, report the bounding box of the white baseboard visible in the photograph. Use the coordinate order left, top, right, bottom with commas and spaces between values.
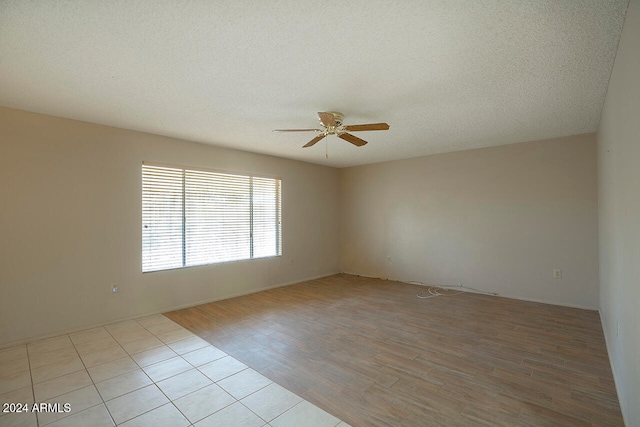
0, 271, 339, 350
495, 293, 598, 311
599, 309, 629, 427
341, 271, 598, 311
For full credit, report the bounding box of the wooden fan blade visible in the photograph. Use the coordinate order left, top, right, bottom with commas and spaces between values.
338, 133, 368, 147
318, 112, 336, 127
343, 123, 390, 132
303, 134, 326, 148
273, 129, 322, 132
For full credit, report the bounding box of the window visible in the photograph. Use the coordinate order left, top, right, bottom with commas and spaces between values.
142, 163, 281, 272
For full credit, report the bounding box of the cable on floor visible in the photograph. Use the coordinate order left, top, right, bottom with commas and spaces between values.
416, 287, 464, 299
340, 271, 499, 299
408, 280, 498, 299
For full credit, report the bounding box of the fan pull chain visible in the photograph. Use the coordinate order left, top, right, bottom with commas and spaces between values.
326, 138, 328, 159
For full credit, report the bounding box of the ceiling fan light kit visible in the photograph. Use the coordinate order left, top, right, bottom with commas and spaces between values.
273, 112, 389, 149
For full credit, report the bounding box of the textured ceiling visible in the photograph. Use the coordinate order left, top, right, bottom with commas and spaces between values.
0, 1, 629, 168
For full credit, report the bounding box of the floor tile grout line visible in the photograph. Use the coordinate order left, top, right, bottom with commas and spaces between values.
68, 329, 118, 427
100, 322, 174, 426
178, 326, 344, 425
72, 319, 175, 426
30, 340, 105, 426
118, 316, 232, 426
143, 317, 243, 426
23, 341, 39, 427
10, 314, 351, 427
129, 316, 279, 426
236, 391, 274, 424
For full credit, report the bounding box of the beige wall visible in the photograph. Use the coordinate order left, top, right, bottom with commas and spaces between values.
597, 0, 640, 425
0, 107, 340, 347
340, 134, 599, 308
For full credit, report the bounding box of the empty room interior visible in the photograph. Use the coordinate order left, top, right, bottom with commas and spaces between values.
1, 1, 638, 426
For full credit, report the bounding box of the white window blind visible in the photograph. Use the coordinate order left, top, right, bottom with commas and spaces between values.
142, 164, 281, 273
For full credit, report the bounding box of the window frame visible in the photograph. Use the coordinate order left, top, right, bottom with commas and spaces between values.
141, 161, 282, 273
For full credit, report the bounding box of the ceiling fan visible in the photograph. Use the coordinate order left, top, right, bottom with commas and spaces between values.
273, 112, 389, 148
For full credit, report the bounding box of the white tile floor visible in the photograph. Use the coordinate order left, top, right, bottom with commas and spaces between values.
0, 315, 351, 427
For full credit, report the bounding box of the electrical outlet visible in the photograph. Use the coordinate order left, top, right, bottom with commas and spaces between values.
553, 269, 562, 279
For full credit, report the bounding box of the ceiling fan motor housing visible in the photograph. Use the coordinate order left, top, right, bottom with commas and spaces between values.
321, 112, 344, 129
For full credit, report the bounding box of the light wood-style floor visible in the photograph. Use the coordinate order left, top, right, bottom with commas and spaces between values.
166, 274, 624, 426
